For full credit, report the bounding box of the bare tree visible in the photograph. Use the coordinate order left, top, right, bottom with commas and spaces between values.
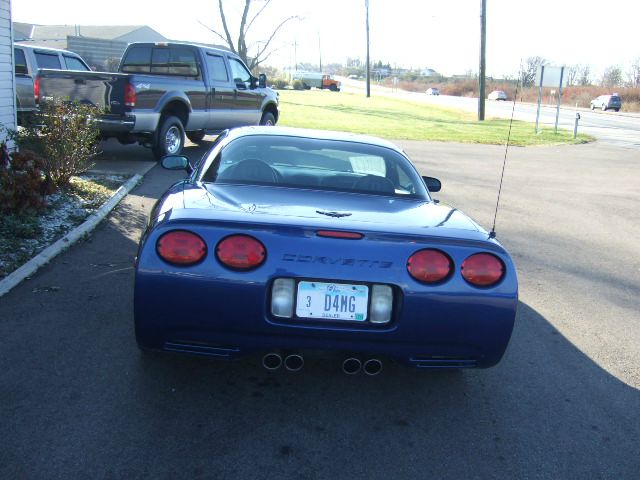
565, 64, 579, 86
202, 0, 300, 71
578, 65, 591, 86
521, 56, 546, 87
601, 65, 623, 88
627, 58, 640, 88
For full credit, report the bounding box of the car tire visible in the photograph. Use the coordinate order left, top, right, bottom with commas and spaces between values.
591, 104, 595, 110
329, 84, 338, 92
601, 104, 607, 111
260, 111, 276, 126
152, 115, 185, 160
615, 108, 620, 112
186, 131, 206, 143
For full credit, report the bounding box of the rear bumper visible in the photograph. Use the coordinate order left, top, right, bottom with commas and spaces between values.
97, 111, 160, 134
97, 114, 136, 133
134, 273, 517, 369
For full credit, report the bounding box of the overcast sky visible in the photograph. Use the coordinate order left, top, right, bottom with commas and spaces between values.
12, 0, 640, 78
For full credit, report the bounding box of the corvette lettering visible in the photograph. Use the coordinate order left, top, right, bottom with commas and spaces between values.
282, 254, 392, 268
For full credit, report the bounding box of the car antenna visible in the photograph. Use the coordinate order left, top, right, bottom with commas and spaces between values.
489, 61, 522, 240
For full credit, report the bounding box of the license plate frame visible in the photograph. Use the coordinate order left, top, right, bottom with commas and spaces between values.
295, 281, 369, 321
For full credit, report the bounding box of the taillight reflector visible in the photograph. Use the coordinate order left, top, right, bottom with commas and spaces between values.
461, 253, 504, 287
216, 234, 266, 270
34, 76, 40, 105
124, 83, 136, 107
407, 249, 452, 283
316, 230, 363, 239
156, 230, 206, 266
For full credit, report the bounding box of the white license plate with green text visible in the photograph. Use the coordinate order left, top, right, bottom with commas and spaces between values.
296, 281, 369, 321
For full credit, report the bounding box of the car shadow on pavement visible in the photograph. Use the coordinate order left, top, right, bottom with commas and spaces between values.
124, 301, 639, 479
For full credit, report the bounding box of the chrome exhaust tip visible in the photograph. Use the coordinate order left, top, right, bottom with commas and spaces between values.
363, 358, 383, 376
284, 353, 304, 372
342, 357, 362, 375
262, 352, 283, 371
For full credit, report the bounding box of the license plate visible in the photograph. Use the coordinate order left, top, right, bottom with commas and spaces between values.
296, 281, 369, 321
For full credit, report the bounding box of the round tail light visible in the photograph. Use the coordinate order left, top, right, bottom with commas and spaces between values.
461, 253, 504, 287
407, 249, 452, 283
216, 234, 266, 270
156, 230, 207, 266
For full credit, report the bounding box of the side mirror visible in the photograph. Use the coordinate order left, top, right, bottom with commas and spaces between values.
161, 155, 192, 174
422, 176, 441, 192
258, 73, 267, 88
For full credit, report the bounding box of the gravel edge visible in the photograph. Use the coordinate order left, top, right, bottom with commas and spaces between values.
0, 173, 145, 298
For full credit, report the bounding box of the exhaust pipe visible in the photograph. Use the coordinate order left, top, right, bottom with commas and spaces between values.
262, 352, 283, 371
284, 353, 304, 372
363, 358, 383, 376
342, 357, 362, 375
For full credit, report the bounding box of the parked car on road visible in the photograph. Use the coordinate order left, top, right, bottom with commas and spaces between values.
426, 87, 440, 95
134, 127, 518, 373
13, 43, 91, 125
590, 94, 621, 112
27, 42, 280, 159
488, 90, 508, 101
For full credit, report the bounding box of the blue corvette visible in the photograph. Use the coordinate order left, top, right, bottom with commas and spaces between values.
134, 127, 518, 374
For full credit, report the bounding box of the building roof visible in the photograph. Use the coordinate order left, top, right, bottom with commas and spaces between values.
15, 23, 159, 40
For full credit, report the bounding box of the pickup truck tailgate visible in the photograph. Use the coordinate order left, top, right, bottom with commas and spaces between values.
37, 69, 130, 115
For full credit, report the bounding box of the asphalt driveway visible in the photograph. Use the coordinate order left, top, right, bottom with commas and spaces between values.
0, 139, 638, 479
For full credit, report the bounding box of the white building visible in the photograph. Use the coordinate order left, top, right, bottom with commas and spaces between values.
0, 0, 16, 148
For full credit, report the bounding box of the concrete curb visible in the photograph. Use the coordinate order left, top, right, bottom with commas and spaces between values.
0, 172, 146, 298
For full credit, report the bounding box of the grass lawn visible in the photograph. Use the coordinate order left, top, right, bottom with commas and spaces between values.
277, 90, 593, 146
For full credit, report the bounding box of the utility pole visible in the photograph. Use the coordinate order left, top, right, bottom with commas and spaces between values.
318, 32, 322, 72
365, 0, 370, 98
478, 0, 487, 121
293, 39, 298, 72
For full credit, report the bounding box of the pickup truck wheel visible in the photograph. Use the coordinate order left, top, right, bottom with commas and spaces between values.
153, 115, 185, 160
187, 131, 206, 143
260, 112, 276, 126
329, 84, 338, 92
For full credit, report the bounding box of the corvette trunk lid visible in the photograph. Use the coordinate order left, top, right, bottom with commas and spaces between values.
172, 183, 492, 243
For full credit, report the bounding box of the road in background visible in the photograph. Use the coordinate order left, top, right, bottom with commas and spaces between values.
340, 78, 640, 149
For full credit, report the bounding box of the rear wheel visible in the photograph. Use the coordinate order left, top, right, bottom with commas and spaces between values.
260, 111, 276, 126
186, 131, 206, 143
152, 115, 185, 160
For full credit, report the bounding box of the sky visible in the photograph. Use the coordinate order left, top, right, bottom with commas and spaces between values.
11, 0, 640, 79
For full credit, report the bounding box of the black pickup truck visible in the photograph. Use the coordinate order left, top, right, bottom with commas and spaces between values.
34, 42, 280, 159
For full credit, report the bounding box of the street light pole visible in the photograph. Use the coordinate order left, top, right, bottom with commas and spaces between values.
365, 0, 370, 98
478, 0, 487, 121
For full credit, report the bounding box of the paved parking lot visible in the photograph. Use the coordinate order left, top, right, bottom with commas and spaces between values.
1, 139, 638, 479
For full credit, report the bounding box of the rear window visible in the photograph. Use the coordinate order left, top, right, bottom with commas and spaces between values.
201, 135, 428, 199
205, 53, 229, 82
34, 52, 62, 69
121, 46, 152, 73
63, 55, 89, 71
121, 46, 198, 76
14, 48, 27, 74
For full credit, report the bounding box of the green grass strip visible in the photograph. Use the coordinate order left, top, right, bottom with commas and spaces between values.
277, 90, 593, 146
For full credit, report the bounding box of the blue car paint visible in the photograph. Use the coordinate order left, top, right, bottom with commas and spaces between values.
134, 128, 518, 369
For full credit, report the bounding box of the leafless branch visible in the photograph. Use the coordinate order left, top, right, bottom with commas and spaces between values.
197, 20, 230, 45
218, 0, 236, 54
245, 0, 272, 35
